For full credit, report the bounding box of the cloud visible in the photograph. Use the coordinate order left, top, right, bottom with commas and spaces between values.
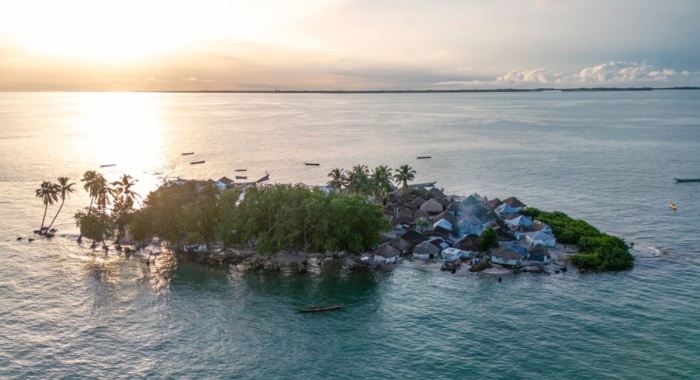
435, 62, 700, 88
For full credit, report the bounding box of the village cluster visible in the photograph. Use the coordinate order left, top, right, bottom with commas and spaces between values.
363, 187, 563, 271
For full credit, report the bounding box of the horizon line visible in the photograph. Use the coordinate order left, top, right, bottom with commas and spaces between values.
2, 86, 699, 94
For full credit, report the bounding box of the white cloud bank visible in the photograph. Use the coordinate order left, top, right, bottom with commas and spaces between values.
436, 62, 700, 88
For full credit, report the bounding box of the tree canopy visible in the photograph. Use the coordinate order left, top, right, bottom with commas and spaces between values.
522, 208, 634, 271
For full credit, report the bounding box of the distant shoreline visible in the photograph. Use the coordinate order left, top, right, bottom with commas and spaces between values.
148, 87, 700, 94
3, 87, 699, 94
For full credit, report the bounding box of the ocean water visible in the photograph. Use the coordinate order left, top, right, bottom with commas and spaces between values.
1, 91, 699, 379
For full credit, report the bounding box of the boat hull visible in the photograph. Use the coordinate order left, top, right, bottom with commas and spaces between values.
674, 178, 700, 183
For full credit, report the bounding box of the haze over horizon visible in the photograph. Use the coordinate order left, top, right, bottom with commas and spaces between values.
1, 0, 699, 91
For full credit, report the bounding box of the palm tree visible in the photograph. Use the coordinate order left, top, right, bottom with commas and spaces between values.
393, 164, 416, 189
348, 166, 373, 197
372, 165, 394, 201
111, 174, 140, 242
35, 181, 59, 233
326, 168, 347, 191
112, 174, 140, 210
45, 177, 76, 232
78, 170, 108, 243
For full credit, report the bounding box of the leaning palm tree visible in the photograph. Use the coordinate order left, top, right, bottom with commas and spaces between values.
35, 181, 59, 233
45, 177, 76, 232
393, 164, 416, 189
327, 168, 347, 191
372, 165, 394, 201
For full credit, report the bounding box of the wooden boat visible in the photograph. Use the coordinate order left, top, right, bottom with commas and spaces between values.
674, 178, 700, 183
408, 181, 437, 188
417, 156, 432, 159
256, 173, 270, 183
298, 304, 344, 313
181, 152, 194, 155
235, 176, 248, 180
304, 163, 320, 166
190, 160, 205, 165
235, 169, 247, 172
100, 164, 116, 168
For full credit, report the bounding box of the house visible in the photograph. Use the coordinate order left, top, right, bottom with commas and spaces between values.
433, 218, 453, 234
428, 187, 446, 200
504, 215, 533, 229
390, 237, 413, 253
525, 230, 556, 248
490, 245, 526, 267
419, 198, 444, 214
455, 234, 481, 252
411, 196, 426, 208
525, 244, 550, 264
495, 203, 523, 216
440, 247, 472, 262
373, 244, 401, 263
503, 196, 527, 209
401, 230, 428, 245
412, 240, 441, 260
461, 194, 482, 207
216, 176, 235, 190
457, 214, 484, 236
435, 211, 458, 226
446, 200, 465, 216
531, 221, 553, 234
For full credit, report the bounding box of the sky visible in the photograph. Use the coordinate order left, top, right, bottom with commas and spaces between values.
1, 0, 699, 91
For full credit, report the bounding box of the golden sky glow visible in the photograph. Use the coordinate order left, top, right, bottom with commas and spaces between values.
0, 0, 699, 90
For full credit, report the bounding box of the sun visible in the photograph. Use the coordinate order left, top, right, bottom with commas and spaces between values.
1, 0, 286, 64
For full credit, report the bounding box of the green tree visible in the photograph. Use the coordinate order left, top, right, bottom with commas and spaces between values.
479, 226, 499, 252
45, 177, 76, 233
393, 164, 416, 189
35, 180, 59, 233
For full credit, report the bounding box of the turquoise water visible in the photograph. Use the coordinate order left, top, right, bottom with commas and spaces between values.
1, 91, 700, 378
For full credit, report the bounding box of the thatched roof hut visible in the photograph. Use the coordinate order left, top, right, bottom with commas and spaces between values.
398, 208, 415, 220
411, 196, 426, 208
391, 215, 414, 227
462, 194, 481, 207
419, 198, 444, 214
401, 230, 428, 245
435, 211, 458, 226
390, 237, 414, 252
503, 196, 526, 208
456, 234, 481, 252
487, 197, 502, 210
414, 209, 431, 220
413, 240, 440, 256
373, 243, 401, 259
428, 187, 446, 200
447, 201, 466, 215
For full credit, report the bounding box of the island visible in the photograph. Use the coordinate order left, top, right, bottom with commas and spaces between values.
32, 165, 635, 277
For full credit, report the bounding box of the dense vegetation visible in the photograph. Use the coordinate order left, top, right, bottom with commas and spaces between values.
522, 208, 634, 271
128, 182, 390, 255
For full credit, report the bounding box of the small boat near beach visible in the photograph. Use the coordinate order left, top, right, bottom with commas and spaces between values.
298, 304, 344, 313
100, 164, 116, 168
674, 178, 700, 183
235, 176, 248, 180
190, 160, 205, 165
304, 163, 320, 166
417, 156, 432, 159
235, 169, 247, 172
181, 152, 195, 156
256, 173, 270, 183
